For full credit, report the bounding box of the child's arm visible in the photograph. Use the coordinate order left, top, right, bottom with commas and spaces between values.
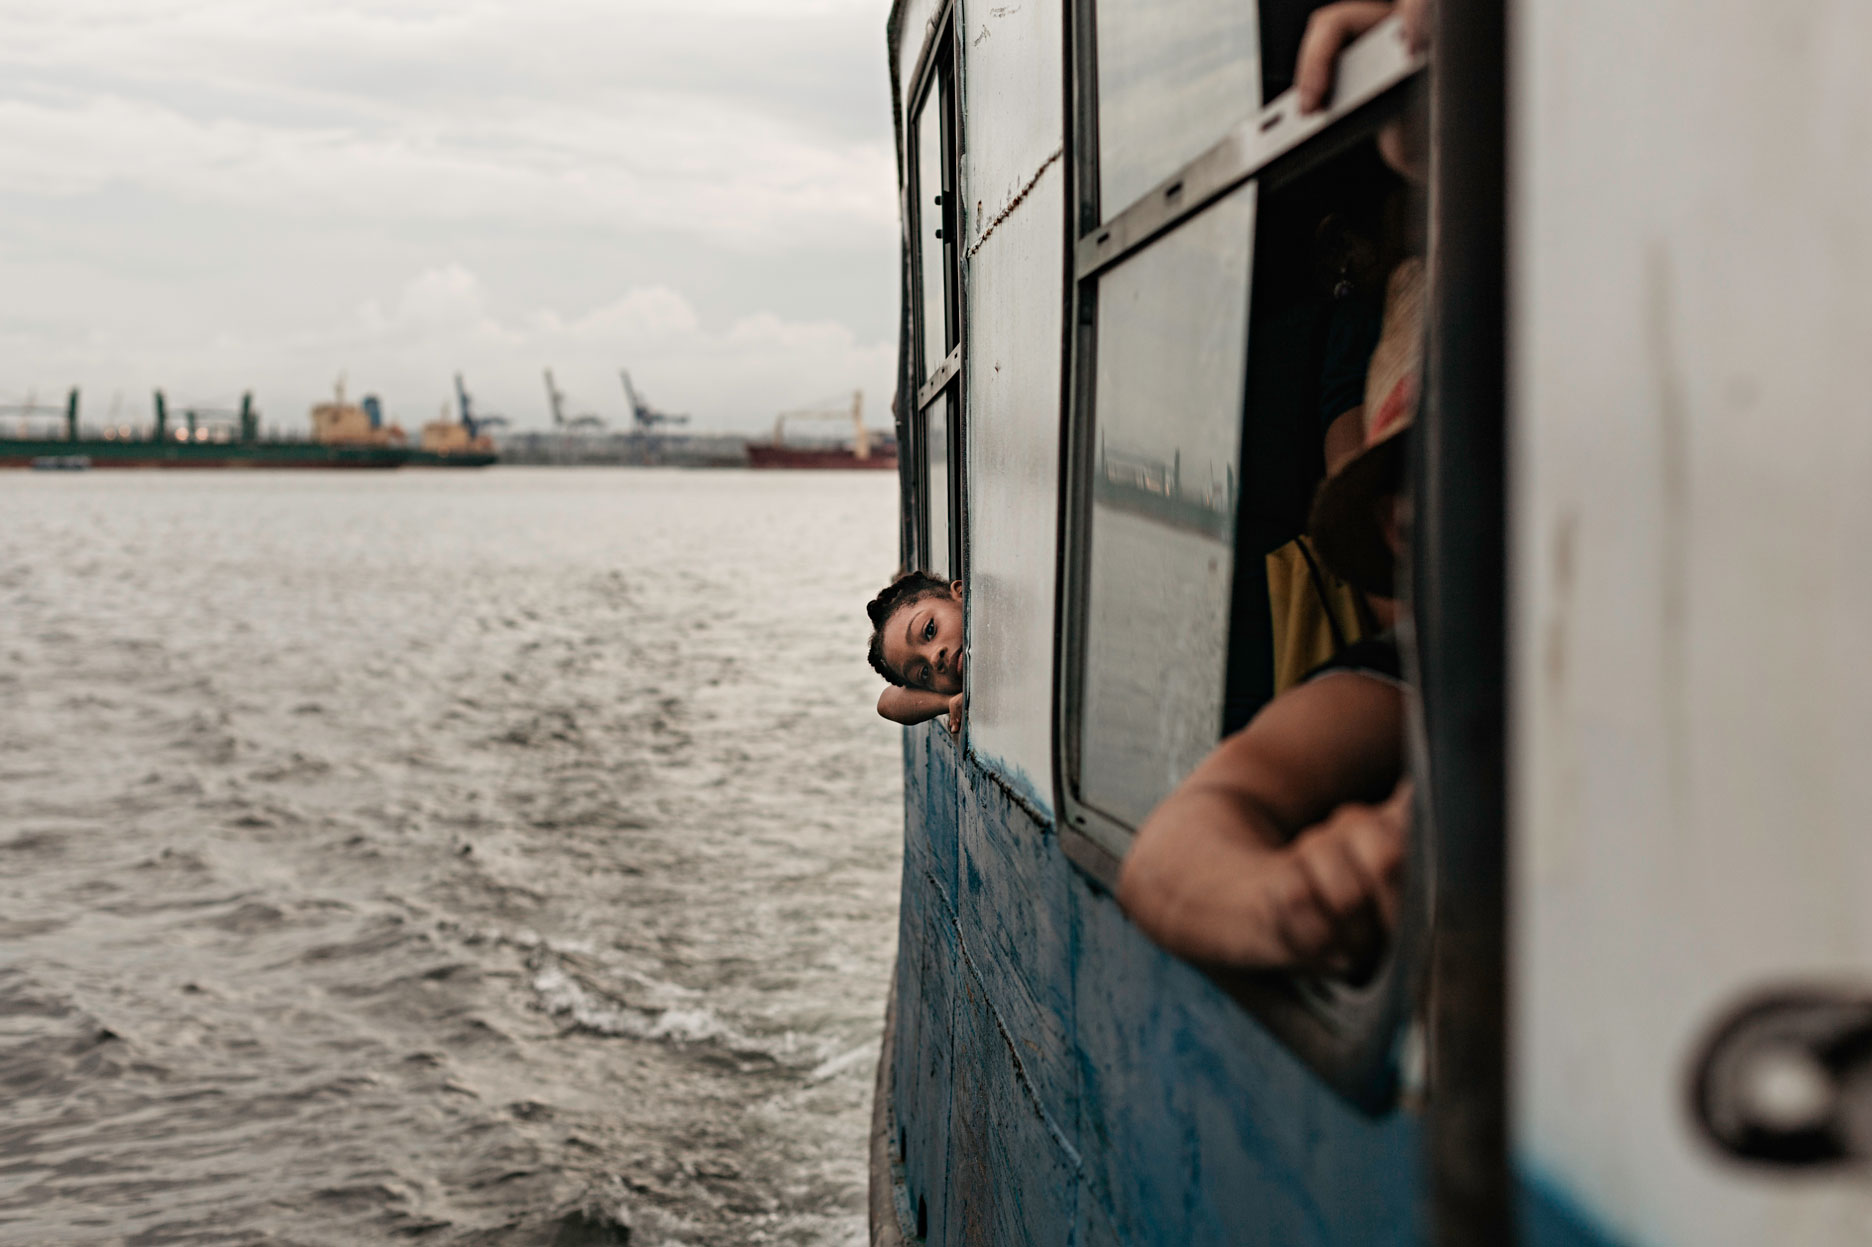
877, 686, 955, 726
1117, 672, 1406, 972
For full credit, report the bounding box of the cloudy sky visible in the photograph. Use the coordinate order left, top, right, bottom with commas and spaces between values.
0, 0, 899, 434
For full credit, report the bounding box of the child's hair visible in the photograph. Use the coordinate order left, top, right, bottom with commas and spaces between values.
866, 570, 952, 687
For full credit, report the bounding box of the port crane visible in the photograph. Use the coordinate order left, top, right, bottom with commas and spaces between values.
770, 391, 871, 459
543, 369, 605, 431
619, 370, 689, 432
151, 390, 257, 442
453, 373, 508, 438
0, 388, 80, 439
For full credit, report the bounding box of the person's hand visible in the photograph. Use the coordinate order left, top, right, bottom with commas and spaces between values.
1296, 1, 1395, 113
1398, 0, 1432, 52
945, 690, 966, 736
1255, 780, 1410, 974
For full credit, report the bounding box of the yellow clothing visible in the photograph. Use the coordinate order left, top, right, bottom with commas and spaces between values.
1267, 535, 1369, 695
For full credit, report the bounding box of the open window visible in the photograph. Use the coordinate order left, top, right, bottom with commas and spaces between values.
909, 20, 962, 582
1057, 0, 1427, 1107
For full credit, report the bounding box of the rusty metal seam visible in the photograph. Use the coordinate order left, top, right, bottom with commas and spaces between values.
920, 865, 959, 924
965, 146, 1063, 260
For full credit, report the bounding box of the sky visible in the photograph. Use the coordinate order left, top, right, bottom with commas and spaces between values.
0, 0, 900, 435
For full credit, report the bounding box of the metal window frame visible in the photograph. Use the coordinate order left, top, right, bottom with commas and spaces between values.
1051, 1, 1433, 1112
1055, 10, 1425, 867
906, 7, 967, 587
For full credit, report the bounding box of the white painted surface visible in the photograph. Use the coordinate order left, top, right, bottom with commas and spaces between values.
959, 0, 1065, 805
1512, 0, 1872, 1241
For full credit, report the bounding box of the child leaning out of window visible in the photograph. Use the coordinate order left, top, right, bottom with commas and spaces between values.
865, 572, 965, 734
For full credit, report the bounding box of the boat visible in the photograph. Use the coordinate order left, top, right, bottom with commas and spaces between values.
875, 2, 1869, 1245
408, 393, 498, 468
747, 390, 896, 469
0, 388, 409, 469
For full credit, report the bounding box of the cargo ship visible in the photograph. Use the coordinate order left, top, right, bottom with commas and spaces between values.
0, 388, 410, 469
407, 388, 498, 468
746, 390, 896, 469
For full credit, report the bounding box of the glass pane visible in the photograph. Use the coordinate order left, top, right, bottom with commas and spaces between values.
916, 75, 950, 380
923, 390, 951, 578
960, 164, 1065, 794
1095, 0, 1260, 220
1079, 185, 1255, 828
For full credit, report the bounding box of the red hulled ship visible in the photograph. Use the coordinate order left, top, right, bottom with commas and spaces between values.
746, 391, 896, 470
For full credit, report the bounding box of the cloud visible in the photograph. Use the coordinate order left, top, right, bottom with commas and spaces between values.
0, 88, 895, 248
1, 264, 895, 436
0, 0, 902, 433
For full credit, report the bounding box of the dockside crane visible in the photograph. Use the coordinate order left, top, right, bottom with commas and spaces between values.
619, 369, 689, 432
544, 369, 606, 430
453, 373, 509, 438
0, 388, 80, 439
151, 390, 256, 442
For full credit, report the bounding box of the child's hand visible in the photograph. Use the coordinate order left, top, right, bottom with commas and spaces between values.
945, 691, 966, 736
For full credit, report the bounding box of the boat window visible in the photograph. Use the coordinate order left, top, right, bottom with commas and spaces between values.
909, 27, 963, 582
915, 71, 953, 380
1063, 5, 1422, 852
923, 390, 953, 579
1060, 3, 1429, 1103
1094, 0, 1260, 219
1221, 140, 1413, 732
1078, 186, 1254, 827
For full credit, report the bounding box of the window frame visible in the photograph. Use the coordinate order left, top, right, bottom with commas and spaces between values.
1056, 5, 1423, 869
906, 10, 966, 588
1052, 0, 1430, 1110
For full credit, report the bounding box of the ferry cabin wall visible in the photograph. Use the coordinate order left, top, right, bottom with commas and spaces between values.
890, 2, 1432, 1244
896, 0, 1872, 1243
1513, 0, 1872, 1242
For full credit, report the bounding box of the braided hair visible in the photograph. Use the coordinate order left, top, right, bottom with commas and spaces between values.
866, 570, 953, 687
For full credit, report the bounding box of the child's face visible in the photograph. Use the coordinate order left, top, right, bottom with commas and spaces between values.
881, 586, 964, 694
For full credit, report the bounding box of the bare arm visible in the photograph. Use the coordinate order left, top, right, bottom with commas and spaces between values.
1117, 672, 1407, 971
1295, 1, 1396, 113
876, 686, 954, 726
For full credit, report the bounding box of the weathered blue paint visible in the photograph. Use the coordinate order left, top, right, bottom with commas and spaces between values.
887, 737, 1431, 1245
963, 749, 1053, 822
956, 760, 1076, 1134
1520, 1168, 1631, 1247
896, 724, 958, 1244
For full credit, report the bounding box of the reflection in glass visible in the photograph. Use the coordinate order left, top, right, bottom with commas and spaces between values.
916, 77, 950, 380
1079, 186, 1255, 828
1095, 0, 1260, 220
924, 391, 951, 579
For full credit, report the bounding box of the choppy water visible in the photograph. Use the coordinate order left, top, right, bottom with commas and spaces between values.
0, 469, 904, 1247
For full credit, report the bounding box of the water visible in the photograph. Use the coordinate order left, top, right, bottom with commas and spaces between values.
0, 469, 905, 1247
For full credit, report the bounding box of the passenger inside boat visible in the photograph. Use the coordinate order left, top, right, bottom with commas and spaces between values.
865, 571, 966, 733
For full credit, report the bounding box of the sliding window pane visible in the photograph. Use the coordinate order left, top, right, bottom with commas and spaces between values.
924, 391, 952, 578
916, 77, 950, 380
1094, 0, 1260, 219
1079, 185, 1255, 827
